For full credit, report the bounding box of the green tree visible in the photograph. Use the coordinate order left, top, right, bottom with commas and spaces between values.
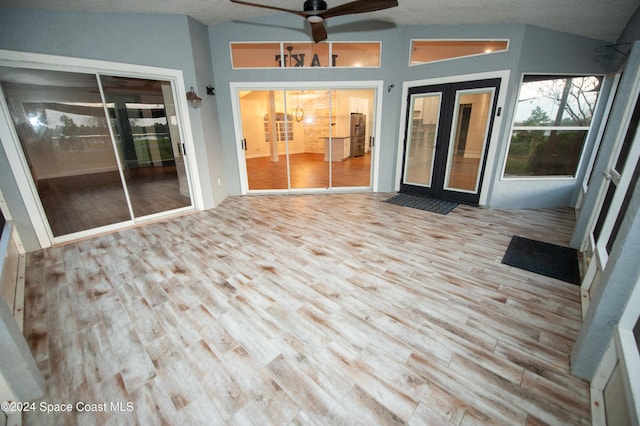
522, 106, 550, 126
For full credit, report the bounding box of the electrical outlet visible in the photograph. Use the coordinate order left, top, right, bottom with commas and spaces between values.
217, 178, 221, 186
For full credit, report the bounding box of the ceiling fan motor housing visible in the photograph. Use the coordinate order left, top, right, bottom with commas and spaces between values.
303, 0, 328, 12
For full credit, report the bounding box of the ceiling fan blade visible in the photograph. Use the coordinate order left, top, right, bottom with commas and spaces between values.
321, 0, 398, 19
229, 0, 306, 18
310, 21, 328, 42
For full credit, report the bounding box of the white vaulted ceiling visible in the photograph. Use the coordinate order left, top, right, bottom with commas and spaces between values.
0, 0, 637, 42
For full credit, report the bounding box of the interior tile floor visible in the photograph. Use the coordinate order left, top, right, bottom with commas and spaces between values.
37, 166, 191, 237
23, 193, 590, 425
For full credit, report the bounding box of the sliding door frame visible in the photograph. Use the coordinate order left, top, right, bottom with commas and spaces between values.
0, 49, 203, 248
229, 80, 384, 195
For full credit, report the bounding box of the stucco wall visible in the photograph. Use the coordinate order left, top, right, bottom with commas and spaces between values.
209, 15, 611, 206
0, 8, 617, 252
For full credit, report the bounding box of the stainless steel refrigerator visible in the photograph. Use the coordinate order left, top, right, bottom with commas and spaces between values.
350, 112, 366, 157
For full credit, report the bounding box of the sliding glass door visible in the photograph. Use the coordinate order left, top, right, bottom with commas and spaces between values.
100, 76, 191, 217
289, 90, 331, 190
0, 67, 193, 239
237, 86, 376, 192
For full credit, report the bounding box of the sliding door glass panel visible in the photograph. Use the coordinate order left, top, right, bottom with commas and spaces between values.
240, 90, 289, 190
100, 76, 191, 217
403, 93, 441, 187
289, 89, 330, 189
332, 89, 374, 188
0, 67, 131, 237
445, 89, 495, 192
239, 87, 376, 191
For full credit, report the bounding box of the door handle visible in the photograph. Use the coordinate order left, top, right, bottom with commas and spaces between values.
240, 138, 247, 150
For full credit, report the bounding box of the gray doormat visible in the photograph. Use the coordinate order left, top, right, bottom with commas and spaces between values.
502, 236, 580, 285
384, 193, 458, 215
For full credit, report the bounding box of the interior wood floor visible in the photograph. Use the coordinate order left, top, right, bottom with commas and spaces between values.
38, 166, 191, 237
22, 193, 590, 425
246, 153, 372, 190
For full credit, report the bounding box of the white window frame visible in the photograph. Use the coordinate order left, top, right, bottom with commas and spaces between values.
501, 73, 605, 181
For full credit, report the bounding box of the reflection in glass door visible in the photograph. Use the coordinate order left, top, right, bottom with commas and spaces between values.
238, 88, 375, 191
100, 76, 191, 217
239, 90, 289, 190
289, 90, 330, 189
444, 88, 496, 194
0, 67, 192, 239
403, 93, 442, 187
0, 68, 131, 237
401, 79, 500, 205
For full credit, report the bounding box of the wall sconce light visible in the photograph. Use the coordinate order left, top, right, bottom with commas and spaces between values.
187, 86, 202, 108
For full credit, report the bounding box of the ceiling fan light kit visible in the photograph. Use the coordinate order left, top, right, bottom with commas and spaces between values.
229, 0, 399, 42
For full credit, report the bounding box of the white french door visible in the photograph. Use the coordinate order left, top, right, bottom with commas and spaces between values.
590, 276, 640, 425
581, 76, 640, 313
581, 44, 640, 426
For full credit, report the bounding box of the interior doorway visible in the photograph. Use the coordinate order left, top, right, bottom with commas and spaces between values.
234, 85, 378, 192
400, 78, 500, 205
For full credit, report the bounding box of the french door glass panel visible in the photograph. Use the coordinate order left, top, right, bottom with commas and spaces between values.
100, 76, 191, 217
0, 68, 131, 237
239, 88, 373, 191
445, 89, 495, 193
0, 67, 193, 239
403, 93, 441, 187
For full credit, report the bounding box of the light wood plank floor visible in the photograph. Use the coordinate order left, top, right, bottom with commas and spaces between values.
22, 193, 590, 425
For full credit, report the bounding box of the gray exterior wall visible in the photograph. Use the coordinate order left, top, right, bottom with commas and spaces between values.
0, 7, 618, 252
209, 14, 610, 205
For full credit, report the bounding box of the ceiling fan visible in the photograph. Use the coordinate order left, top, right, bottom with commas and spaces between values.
229, 0, 399, 42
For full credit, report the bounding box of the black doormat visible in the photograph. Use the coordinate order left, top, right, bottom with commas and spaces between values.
384, 193, 458, 215
502, 236, 580, 285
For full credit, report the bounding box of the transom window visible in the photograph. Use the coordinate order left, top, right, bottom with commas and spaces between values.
503, 74, 603, 178
410, 40, 509, 65
230, 42, 381, 69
